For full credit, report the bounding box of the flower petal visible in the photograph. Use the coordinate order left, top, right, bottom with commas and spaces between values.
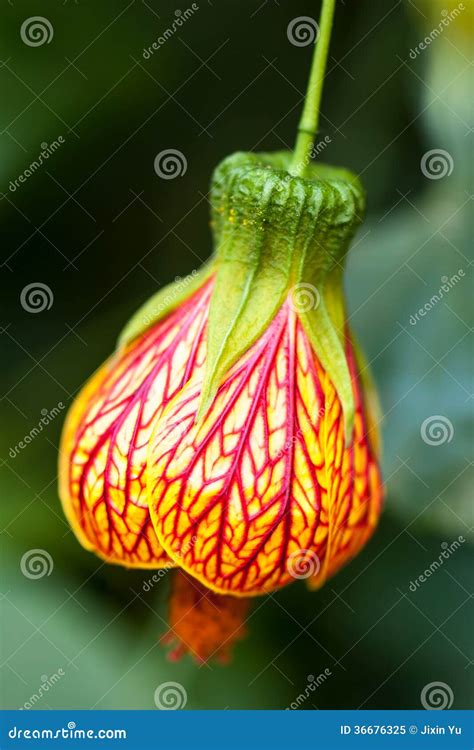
307, 341, 383, 588
59, 281, 212, 568
147, 303, 330, 594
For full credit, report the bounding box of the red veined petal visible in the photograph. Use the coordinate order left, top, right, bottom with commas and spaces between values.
308, 340, 383, 588
147, 302, 332, 595
59, 280, 213, 568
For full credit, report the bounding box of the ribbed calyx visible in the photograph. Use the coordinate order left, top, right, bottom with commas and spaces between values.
210, 151, 365, 284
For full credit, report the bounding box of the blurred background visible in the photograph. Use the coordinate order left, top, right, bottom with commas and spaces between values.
1, 0, 472, 710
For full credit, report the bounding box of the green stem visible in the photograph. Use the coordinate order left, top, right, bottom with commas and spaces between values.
289, 0, 336, 177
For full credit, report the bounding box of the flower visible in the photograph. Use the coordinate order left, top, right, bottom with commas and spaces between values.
59, 152, 383, 662
146, 295, 382, 596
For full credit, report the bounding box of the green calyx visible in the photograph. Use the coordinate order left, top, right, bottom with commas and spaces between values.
200, 151, 366, 443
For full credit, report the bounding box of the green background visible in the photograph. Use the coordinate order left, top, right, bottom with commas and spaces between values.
1, 0, 472, 710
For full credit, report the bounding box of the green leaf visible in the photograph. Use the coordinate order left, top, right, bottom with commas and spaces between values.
197, 169, 294, 419
299, 295, 354, 445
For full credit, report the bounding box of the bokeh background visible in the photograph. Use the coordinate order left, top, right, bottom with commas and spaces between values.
1, 0, 472, 710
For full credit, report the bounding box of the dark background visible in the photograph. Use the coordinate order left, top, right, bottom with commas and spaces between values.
1, 0, 472, 710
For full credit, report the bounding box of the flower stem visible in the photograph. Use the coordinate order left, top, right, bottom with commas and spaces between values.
289, 0, 336, 177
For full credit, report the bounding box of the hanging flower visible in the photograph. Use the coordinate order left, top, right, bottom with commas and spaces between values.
59, 151, 383, 662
